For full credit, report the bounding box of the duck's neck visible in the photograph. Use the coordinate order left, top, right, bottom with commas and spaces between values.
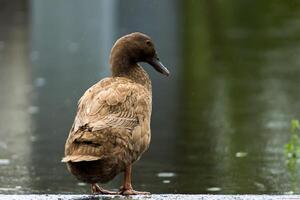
110, 59, 152, 91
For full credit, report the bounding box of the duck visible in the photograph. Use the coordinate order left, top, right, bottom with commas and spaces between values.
62, 32, 170, 195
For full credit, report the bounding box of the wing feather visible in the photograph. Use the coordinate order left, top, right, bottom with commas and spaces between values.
63, 77, 151, 162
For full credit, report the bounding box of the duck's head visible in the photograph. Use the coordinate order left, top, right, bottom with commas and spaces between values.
110, 32, 170, 76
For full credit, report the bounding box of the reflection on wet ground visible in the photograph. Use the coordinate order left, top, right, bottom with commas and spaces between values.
1, 0, 300, 195
0, 195, 299, 200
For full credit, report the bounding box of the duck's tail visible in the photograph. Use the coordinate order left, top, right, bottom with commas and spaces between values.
62, 130, 106, 163
61, 155, 101, 162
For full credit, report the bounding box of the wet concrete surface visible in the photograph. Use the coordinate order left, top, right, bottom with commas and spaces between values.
1, 194, 300, 200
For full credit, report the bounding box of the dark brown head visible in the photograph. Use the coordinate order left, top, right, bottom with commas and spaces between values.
109, 32, 170, 77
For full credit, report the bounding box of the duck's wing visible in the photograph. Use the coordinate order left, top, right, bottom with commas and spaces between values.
62, 77, 151, 162
74, 77, 151, 132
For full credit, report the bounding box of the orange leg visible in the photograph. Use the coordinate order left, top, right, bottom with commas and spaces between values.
119, 165, 150, 195
91, 183, 118, 194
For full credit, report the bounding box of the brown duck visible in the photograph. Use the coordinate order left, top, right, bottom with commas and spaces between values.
62, 32, 169, 195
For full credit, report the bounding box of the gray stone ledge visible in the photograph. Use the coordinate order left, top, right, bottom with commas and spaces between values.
0, 194, 300, 200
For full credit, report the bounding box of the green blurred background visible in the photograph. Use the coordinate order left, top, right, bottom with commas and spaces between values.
1, 0, 300, 194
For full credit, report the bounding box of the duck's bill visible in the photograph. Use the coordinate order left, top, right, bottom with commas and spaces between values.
147, 58, 170, 76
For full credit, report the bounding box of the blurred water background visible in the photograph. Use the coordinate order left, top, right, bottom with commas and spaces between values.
1, 0, 300, 194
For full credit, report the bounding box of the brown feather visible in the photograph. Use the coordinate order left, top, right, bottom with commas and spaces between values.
62, 76, 152, 183
61, 32, 166, 185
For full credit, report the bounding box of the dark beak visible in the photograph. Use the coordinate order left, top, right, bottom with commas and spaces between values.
147, 57, 170, 76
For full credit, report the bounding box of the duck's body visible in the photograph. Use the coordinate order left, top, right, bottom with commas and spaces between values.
63, 74, 152, 183
62, 32, 169, 195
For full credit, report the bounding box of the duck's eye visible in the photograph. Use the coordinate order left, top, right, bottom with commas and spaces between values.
146, 40, 152, 46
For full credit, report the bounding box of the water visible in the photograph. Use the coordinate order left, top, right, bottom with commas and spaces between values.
1, 0, 300, 195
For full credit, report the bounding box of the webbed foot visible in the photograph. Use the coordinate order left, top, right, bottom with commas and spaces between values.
91, 183, 118, 195
119, 186, 150, 195
120, 189, 150, 195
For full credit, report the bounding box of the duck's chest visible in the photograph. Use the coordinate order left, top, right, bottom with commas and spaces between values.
128, 116, 151, 163
127, 93, 152, 162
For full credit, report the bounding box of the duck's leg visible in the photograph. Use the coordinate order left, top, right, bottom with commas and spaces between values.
91, 183, 118, 194
119, 165, 150, 195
